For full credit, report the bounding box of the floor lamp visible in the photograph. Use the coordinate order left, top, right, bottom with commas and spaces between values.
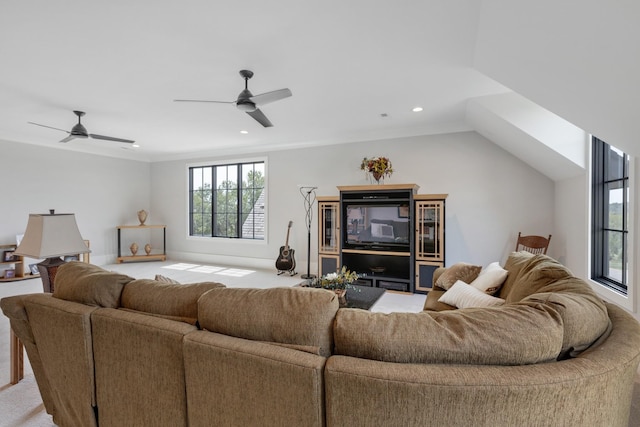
14, 212, 91, 293
299, 186, 317, 280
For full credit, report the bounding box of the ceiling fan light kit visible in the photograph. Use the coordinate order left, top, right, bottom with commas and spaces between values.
174, 69, 292, 128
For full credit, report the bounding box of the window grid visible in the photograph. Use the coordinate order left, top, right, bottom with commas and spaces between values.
591, 137, 629, 294
189, 161, 265, 240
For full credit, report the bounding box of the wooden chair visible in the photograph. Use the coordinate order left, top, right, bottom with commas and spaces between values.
515, 232, 551, 255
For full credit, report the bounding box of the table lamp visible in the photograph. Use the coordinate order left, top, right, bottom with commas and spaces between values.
14, 211, 91, 293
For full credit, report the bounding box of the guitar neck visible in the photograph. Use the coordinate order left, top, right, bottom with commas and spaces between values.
284, 221, 292, 249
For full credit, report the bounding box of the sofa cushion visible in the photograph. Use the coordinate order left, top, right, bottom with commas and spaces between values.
523, 276, 612, 358
504, 255, 573, 303
334, 301, 564, 365
422, 289, 456, 311
498, 251, 536, 299
121, 279, 224, 323
198, 287, 339, 357
154, 274, 180, 284
438, 280, 505, 309
53, 262, 134, 308
434, 262, 482, 290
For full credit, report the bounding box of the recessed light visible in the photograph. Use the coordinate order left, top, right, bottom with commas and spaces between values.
240, 130, 248, 134
132, 144, 140, 148
412, 107, 423, 112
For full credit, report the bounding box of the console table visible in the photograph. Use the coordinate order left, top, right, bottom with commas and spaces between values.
116, 225, 167, 263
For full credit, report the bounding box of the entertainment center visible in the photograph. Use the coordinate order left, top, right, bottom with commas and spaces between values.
318, 184, 446, 293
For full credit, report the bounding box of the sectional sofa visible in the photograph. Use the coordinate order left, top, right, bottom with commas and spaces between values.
2, 252, 640, 426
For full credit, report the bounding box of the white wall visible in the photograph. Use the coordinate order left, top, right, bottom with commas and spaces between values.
151, 131, 554, 272
0, 139, 151, 266
474, 0, 640, 158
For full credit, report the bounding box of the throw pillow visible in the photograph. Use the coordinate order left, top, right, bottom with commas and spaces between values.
155, 274, 180, 284
53, 261, 135, 308
434, 262, 482, 290
438, 280, 506, 309
471, 262, 508, 294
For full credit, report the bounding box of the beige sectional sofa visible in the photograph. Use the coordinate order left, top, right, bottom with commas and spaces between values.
2, 252, 640, 427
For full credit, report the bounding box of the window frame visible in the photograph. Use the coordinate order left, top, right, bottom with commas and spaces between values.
590, 136, 632, 297
187, 158, 266, 241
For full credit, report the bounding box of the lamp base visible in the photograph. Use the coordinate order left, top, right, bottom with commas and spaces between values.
300, 274, 317, 280
37, 257, 65, 293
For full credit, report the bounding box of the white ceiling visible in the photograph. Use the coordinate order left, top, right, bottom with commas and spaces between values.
0, 0, 511, 162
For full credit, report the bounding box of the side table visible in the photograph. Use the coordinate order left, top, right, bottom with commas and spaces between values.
10, 328, 24, 384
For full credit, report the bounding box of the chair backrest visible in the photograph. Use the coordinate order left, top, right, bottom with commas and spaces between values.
515, 232, 552, 255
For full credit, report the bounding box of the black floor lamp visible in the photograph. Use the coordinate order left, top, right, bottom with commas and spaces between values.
299, 186, 317, 280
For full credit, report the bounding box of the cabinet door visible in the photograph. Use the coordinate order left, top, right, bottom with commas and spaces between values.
318, 201, 340, 254
319, 255, 340, 276
415, 261, 442, 293
415, 200, 444, 261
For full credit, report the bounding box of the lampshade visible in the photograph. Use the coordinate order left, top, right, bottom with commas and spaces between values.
15, 213, 91, 259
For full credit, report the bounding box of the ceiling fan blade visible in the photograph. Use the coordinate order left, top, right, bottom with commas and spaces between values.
246, 108, 273, 127
173, 99, 235, 104
250, 88, 292, 106
28, 121, 71, 134
59, 135, 77, 143
89, 134, 135, 144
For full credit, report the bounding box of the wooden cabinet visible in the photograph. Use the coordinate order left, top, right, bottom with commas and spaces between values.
116, 225, 167, 263
317, 187, 446, 294
414, 195, 446, 293
317, 197, 340, 276
0, 244, 30, 281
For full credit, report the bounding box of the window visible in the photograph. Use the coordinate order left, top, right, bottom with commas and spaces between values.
189, 161, 265, 239
591, 136, 629, 294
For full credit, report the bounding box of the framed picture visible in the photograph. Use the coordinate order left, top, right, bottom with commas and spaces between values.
29, 264, 39, 275
4, 269, 15, 279
3, 251, 16, 262
398, 205, 409, 218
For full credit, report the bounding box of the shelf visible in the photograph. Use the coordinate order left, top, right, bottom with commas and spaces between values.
342, 248, 411, 257
117, 224, 167, 230
116, 254, 167, 263
0, 273, 39, 282
116, 225, 167, 264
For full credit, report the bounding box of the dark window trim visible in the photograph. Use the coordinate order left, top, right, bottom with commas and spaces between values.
188, 161, 265, 240
591, 136, 629, 294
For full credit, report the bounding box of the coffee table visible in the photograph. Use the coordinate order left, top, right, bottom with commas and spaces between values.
344, 285, 385, 310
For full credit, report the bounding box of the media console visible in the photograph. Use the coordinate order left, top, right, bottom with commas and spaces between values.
318, 184, 446, 294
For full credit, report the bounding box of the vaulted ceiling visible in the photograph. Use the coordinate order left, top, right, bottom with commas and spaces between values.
1, 1, 637, 176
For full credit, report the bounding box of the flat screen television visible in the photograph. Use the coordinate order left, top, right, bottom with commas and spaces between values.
343, 202, 411, 251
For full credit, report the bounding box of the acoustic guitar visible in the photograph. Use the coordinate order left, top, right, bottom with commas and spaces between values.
276, 221, 296, 275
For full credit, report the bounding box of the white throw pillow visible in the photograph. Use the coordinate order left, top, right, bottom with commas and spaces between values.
471, 262, 508, 294
438, 280, 506, 309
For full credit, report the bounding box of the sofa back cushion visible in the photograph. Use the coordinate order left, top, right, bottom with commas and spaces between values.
92, 308, 196, 426
334, 302, 564, 365
497, 251, 535, 299
121, 279, 225, 324
53, 261, 134, 308
198, 287, 339, 357
523, 277, 612, 358
504, 254, 573, 303
25, 293, 100, 427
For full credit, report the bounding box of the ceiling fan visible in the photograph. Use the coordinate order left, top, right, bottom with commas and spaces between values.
28, 110, 135, 144
174, 70, 292, 127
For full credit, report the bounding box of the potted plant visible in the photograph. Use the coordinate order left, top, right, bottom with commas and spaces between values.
306, 266, 360, 307
360, 156, 393, 183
